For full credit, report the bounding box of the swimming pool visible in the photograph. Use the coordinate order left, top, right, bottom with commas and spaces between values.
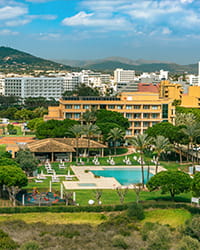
78, 183, 97, 187
91, 168, 153, 185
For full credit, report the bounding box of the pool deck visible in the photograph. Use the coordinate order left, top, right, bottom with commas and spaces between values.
63, 165, 166, 190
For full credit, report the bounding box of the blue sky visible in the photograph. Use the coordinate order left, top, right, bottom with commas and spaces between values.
0, 0, 200, 64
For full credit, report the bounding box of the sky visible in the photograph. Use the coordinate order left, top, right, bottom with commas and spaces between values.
0, 0, 200, 64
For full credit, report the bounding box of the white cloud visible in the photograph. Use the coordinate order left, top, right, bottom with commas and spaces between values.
0, 29, 18, 35
180, 0, 193, 3
0, 6, 27, 20
62, 12, 94, 26
29, 14, 57, 20
62, 11, 131, 30
5, 19, 30, 26
162, 27, 172, 35
25, 0, 53, 3
38, 32, 61, 40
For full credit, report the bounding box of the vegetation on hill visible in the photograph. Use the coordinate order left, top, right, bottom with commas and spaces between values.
0, 46, 74, 73
0, 209, 199, 249
83, 60, 197, 74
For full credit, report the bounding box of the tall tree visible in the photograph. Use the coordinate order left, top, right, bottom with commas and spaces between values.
81, 109, 97, 125
67, 124, 84, 162
15, 149, 39, 176
0, 165, 27, 206
107, 127, 125, 155
147, 170, 191, 201
151, 135, 171, 174
182, 123, 200, 163
175, 112, 196, 127
191, 172, 200, 197
129, 134, 151, 187
83, 124, 101, 158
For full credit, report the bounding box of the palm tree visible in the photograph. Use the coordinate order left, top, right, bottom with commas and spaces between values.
175, 112, 196, 127
182, 123, 200, 164
151, 135, 171, 174
83, 124, 101, 159
67, 124, 84, 163
107, 127, 125, 155
129, 134, 151, 188
81, 109, 97, 125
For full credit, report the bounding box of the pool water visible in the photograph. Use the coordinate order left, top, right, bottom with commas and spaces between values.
78, 183, 97, 187
91, 168, 153, 185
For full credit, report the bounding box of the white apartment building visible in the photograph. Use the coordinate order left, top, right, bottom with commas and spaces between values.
185, 61, 200, 86
5, 77, 64, 100
0, 78, 5, 95
114, 68, 135, 83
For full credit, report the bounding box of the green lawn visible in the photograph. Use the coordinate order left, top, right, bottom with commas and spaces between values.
0, 209, 192, 227
0, 144, 6, 152
142, 208, 192, 227
65, 189, 192, 206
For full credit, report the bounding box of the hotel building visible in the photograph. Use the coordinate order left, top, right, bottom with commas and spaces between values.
44, 89, 176, 137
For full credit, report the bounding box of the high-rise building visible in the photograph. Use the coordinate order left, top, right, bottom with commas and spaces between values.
5, 77, 64, 100
0, 78, 5, 95
114, 68, 135, 83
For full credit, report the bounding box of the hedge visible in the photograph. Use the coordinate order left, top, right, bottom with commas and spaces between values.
0, 202, 199, 214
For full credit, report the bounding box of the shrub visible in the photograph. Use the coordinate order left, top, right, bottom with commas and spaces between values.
19, 241, 41, 250
144, 224, 172, 250
176, 236, 200, 250
184, 215, 200, 241
0, 229, 19, 250
119, 229, 131, 237
112, 235, 128, 249
127, 202, 145, 220
54, 229, 80, 238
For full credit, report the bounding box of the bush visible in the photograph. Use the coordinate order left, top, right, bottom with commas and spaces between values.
147, 225, 172, 250
112, 235, 128, 249
184, 215, 200, 241
0, 229, 18, 249
54, 229, 80, 238
19, 241, 41, 250
127, 202, 145, 220
176, 236, 200, 250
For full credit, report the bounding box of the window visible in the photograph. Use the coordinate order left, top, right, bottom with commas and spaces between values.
126, 105, 132, 110
65, 105, 72, 109
143, 113, 150, 118
134, 105, 141, 109
126, 113, 132, 118
143, 122, 150, 127
152, 121, 158, 126
74, 105, 80, 109
152, 105, 159, 110
83, 105, 89, 109
66, 113, 72, 118
134, 129, 140, 135
134, 113, 141, 119
74, 113, 80, 119
152, 113, 159, 119
134, 122, 141, 127
162, 104, 168, 119
143, 105, 150, 109
117, 105, 123, 109
126, 130, 132, 135
108, 105, 115, 109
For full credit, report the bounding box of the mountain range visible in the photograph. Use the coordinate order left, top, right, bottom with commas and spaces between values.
0, 46, 198, 74
55, 57, 198, 74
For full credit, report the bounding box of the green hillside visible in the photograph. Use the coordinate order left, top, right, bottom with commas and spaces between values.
84, 60, 197, 74
0, 46, 73, 72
